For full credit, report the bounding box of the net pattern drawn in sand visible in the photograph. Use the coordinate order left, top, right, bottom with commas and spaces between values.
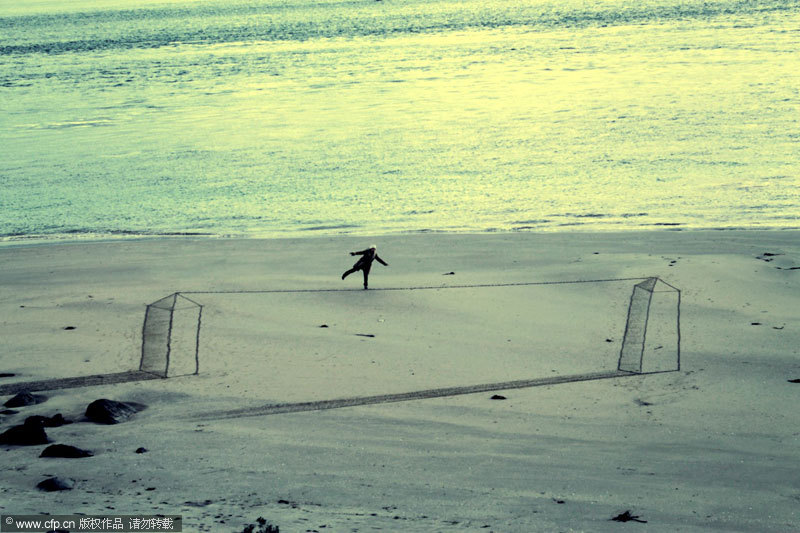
140, 293, 203, 378
0, 278, 680, 403
144, 278, 681, 417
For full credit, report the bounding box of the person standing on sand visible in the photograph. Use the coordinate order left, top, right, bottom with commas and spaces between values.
342, 245, 388, 289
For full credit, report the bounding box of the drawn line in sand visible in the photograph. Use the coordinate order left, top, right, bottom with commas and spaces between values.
0, 371, 160, 396
179, 277, 651, 295
178, 276, 680, 417
193, 370, 639, 420
1, 278, 681, 410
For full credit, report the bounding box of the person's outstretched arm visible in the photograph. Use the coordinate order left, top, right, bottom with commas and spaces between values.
375, 254, 388, 266
350, 249, 369, 256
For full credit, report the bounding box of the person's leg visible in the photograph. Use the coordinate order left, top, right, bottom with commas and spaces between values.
362, 268, 369, 289
342, 267, 357, 280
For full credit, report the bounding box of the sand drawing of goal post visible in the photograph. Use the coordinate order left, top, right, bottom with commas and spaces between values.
618, 277, 681, 373
0, 292, 204, 396
140, 293, 203, 378
139, 277, 680, 382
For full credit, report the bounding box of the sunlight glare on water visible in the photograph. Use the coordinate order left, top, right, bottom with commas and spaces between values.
1, 0, 798, 240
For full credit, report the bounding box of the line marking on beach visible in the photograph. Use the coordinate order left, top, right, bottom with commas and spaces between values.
0, 277, 680, 404
0, 371, 160, 396
193, 370, 642, 420
179, 277, 652, 295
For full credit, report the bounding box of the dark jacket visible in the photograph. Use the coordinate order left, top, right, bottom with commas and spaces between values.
351, 248, 388, 271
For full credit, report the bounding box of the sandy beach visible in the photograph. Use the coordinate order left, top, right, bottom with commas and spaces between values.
1, 230, 798, 532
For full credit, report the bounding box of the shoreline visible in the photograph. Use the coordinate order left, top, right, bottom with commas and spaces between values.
2, 224, 800, 250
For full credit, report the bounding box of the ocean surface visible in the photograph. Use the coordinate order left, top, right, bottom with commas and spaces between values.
1, 0, 798, 242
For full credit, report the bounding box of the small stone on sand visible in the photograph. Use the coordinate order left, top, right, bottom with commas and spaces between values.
4, 391, 47, 408
611, 510, 647, 523
85, 399, 146, 424
0, 419, 50, 446
40, 444, 93, 458
36, 477, 75, 491
25, 413, 71, 427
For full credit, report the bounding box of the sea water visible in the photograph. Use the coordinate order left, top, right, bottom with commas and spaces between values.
1, 0, 798, 242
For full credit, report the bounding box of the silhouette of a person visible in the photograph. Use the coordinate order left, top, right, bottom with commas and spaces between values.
342, 245, 388, 289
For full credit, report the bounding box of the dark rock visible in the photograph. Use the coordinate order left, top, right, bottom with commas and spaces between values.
46, 413, 70, 426
240, 517, 279, 533
355, 333, 375, 338
40, 444, 93, 458
37, 477, 75, 491
4, 391, 47, 408
1, 409, 19, 415
184, 499, 213, 507
25, 413, 71, 428
789, 379, 800, 384
85, 399, 146, 424
611, 510, 647, 523
63, 326, 76, 330
135, 447, 148, 454
23, 415, 46, 427
319, 324, 329, 328
0, 419, 50, 445
0, 372, 15, 378
490, 394, 507, 400
443, 272, 455, 275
